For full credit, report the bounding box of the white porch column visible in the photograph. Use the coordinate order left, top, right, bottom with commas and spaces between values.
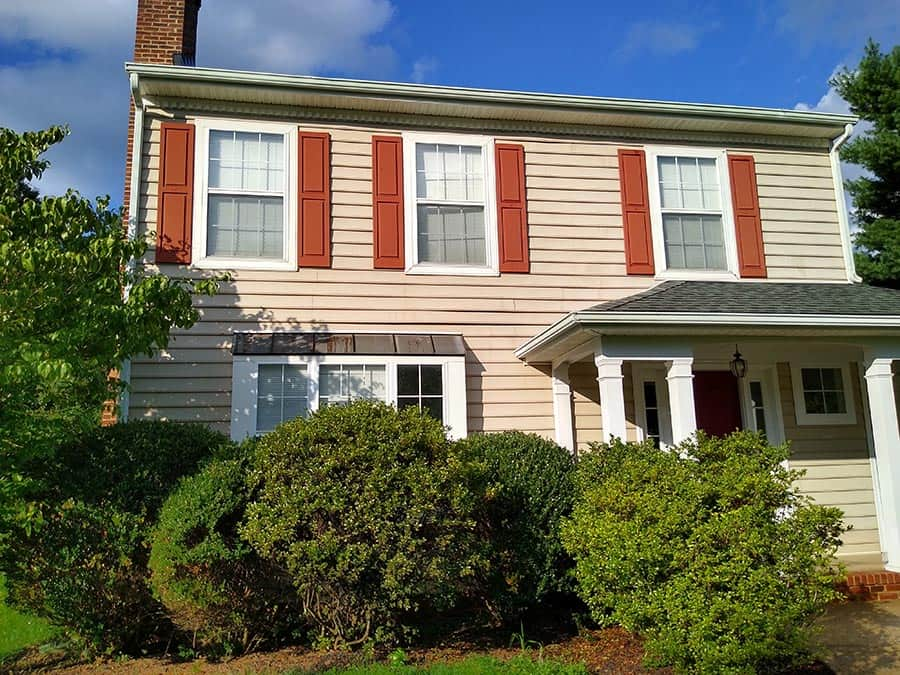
864, 357, 900, 571
552, 362, 575, 453
595, 354, 626, 443
666, 357, 697, 444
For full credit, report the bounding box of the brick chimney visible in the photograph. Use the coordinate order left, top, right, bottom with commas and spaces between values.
134, 0, 202, 66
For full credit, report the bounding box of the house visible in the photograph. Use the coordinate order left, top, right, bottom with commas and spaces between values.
122, 0, 900, 586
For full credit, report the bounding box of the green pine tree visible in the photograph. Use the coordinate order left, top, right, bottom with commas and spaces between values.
831, 40, 900, 287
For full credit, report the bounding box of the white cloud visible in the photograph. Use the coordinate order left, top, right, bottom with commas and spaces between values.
617, 21, 714, 60
0, 0, 399, 203
777, 0, 900, 49
410, 57, 437, 84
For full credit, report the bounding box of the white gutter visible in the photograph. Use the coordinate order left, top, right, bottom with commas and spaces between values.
118, 71, 144, 422
830, 122, 861, 282
125, 63, 857, 131
515, 310, 900, 360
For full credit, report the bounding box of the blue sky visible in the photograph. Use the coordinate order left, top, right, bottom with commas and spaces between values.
0, 0, 897, 206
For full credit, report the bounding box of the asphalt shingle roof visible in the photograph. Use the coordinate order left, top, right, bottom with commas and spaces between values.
589, 281, 900, 316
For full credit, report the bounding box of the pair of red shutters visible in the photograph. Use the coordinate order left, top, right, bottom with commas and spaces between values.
156, 123, 765, 278
618, 148, 767, 278
156, 123, 529, 273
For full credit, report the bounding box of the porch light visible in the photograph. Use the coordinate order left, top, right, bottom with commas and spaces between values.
730, 345, 747, 379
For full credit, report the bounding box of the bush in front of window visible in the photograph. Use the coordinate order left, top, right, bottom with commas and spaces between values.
148, 441, 299, 656
0, 421, 231, 654
240, 400, 481, 647
561, 432, 846, 674
454, 431, 577, 624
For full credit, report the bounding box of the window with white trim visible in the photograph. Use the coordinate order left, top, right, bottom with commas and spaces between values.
193, 119, 297, 270
646, 147, 738, 277
231, 355, 467, 439
748, 380, 767, 437
403, 133, 498, 275
790, 364, 857, 426
642, 381, 662, 448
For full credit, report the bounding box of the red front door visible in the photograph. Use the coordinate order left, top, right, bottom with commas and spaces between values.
693, 371, 743, 437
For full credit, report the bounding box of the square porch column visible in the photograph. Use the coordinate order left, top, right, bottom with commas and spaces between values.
595, 354, 626, 443
551, 362, 575, 452
666, 357, 697, 444
864, 357, 900, 571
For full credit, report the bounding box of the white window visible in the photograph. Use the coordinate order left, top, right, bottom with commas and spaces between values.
631, 365, 673, 449
231, 354, 467, 439
403, 133, 498, 275
790, 364, 857, 426
645, 146, 738, 279
192, 119, 297, 270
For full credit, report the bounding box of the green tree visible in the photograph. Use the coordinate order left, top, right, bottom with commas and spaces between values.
0, 126, 220, 547
832, 40, 900, 287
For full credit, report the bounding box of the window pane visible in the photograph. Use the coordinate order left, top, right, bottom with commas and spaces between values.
282, 397, 308, 421
256, 364, 309, 432
421, 365, 443, 395
209, 130, 284, 192
824, 391, 847, 414
256, 398, 282, 432
801, 368, 822, 390
258, 364, 283, 396
821, 368, 843, 390
666, 244, 686, 269
417, 205, 486, 265
415, 143, 482, 202
207, 195, 284, 259
320, 365, 345, 401
398, 364, 418, 396
662, 214, 725, 271
397, 396, 419, 411
643, 381, 657, 407
750, 381, 764, 407
645, 408, 660, 440
682, 216, 703, 244
755, 408, 767, 435
804, 391, 826, 414
421, 397, 443, 422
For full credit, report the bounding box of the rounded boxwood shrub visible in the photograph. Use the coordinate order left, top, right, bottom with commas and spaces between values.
1, 420, 230, 653
561, 432, 846, 674
454, 431, 576, 623
241, 400, 482, 647
149, 443, 298, 655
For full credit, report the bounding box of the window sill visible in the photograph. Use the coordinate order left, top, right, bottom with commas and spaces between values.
192, 257, 297, 272
654, 270, 738, 282
405, 263, 499, 277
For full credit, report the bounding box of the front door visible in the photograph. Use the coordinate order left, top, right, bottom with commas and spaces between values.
693, 371, 742, 437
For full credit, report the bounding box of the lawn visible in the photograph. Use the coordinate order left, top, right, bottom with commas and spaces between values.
0, 575, 55, 659
312, 655, 588, 674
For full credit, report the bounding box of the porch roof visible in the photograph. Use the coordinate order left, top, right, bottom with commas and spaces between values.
516, 281, 900, 363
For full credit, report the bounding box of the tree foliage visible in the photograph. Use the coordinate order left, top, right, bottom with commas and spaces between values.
832, 40, 900, 286
0, 126, 221, 547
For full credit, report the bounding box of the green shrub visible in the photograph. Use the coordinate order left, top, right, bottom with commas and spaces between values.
241, 400, 482, 647
1, 421, 230, 654
455, 431, 575, 623
561, 432, 846, 674
149, 443, 298, 654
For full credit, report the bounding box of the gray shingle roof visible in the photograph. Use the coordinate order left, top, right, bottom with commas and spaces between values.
589, 281, 900, 316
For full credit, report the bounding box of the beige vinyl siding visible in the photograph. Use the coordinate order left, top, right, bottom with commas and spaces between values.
132, 111, 850, 440
777, 362, 882, 569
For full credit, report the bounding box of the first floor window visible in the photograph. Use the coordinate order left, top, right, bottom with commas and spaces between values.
256, 364, 309, 432
749, 380, 767, 436
800, 367, 846, 415
398, 364, 444, 422
642, 381, 661, 448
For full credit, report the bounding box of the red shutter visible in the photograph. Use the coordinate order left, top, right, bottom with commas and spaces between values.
372, 135, 404, 269
728, 154, 767, 278
617, 149, 655, 275
156, 122, 194, 264
298, 131, 331, 267
495, 143, 530, 273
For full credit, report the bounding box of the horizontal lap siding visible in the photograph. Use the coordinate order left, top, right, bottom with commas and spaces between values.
133, 112, 850, 441
777, 362, 881, 568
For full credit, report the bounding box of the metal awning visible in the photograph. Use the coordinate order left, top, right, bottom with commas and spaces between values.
232, 332, 466, 356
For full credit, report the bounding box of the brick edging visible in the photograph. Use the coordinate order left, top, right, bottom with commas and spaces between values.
839, 571, 900, 601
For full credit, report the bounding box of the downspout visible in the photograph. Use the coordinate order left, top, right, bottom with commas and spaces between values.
118, 71, 144, 421
830, 122, 861, 282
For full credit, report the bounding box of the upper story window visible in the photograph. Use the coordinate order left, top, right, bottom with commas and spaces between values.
193, 119, 297, 270
645, 147, 739, 279
403, 133, 499, 276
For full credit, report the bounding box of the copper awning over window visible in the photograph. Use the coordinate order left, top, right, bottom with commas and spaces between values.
232, 332, 466, 356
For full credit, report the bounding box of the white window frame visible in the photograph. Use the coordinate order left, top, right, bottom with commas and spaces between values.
231, 354, 468, 440
739, 365, 786, 445
645, 145, 739, 281
402, 132, 499, 276
631, 363, 674, 450
191, 117, 298, 271
790, 363, 857, 426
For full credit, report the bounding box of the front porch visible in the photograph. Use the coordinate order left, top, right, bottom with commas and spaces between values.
517, 281, 900, 573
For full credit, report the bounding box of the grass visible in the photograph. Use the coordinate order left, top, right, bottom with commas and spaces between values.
0, 575, 55, 659
309, 655, 588, 674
